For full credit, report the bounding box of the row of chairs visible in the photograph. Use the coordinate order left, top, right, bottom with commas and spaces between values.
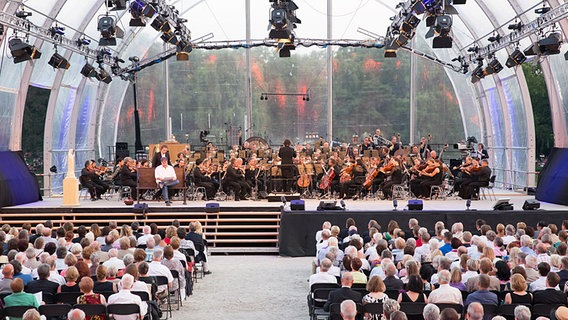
1, 303, 142, 320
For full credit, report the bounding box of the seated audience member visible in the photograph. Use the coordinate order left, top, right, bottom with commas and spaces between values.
308, 258, 337, 288
465, 302, 484, 320
449, 267, 466, 291
340, 299, 358, 320
94, 265, 116, 293
530, 262, 553, 292
148, 249, 173, 296
464, 274, 498, 306
323, 272, 363, 312
25, 263, 59, 296
558, 256, 568, 290
504, 274, 532, 304
440, 308, 460, 320
119, 264, 150, 295
68, 309, 86, 320
11, 260, 32, 286
532, 272, 567, 305
423, 304, 440, 320
383, 262, 404, 290
103, 249, 126, 270
58, 266, 81, 293
465, 258, 500, 292
514, 305, 531, 320
107, 274, 148, 320
0, 264, 14, 294
76, 277, 107, 320
351, 257, 368, 284
382, 298, 401, 320
398, 274, 427, 303
4, 278, 40, 313
22, 309, 41, 320
161, 245, 186, 299
363, 275, 388, 305
427, 270, 463, 305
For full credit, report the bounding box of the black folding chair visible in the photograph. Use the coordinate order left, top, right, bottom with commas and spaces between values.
55, 292, 83, 305
363, 303, 383, 320
400, 302, 426, 320
107, 303, 141, 320
308, 283, 339, 318
4, 306, 38, 319
311, 288, 335, 320
73, 304, 107, 318
131, 291, 151, 301
169, 269, 182, 310
155, 275, 172, 319
435, 303, 463, 317
481, 304, 499, 320
39, 303, 73, 319
498, 304, 530, 320
329, 302, 363, 320
532, 304, 563, 319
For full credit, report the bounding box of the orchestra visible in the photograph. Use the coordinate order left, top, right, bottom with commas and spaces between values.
91, 128, 491, 203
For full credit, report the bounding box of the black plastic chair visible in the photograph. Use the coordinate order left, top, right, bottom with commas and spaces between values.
41, 292, 56, 305
169, 269, 182, 310
498, 304, 531, 320
107, 303, 141, 319
435, 303, 463, 316
55, 292, 83, 305
155, 275, 172, 318
73, 304, 107, 318
131, 291, 150, 301
329, 302, 363, 320
385, 289, 401, 300
39, 303, 73, 319
400, 302, 426, 320
532, 304, 563, 319
310, 288, 335, 320
4, 306, 38, 318
363, 303, 383, 320
481, 304, 499, 320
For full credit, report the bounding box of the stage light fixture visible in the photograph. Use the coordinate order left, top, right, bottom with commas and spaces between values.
15, 10, 32, 19
76, 37, 91, 47
466, 199, 471, 210
401, 13, 420, 34
470, 62, 485, 84
106, 0, 127, 10
538, 32, 562, 56
48, 52, 70, 70
129, 0, 156, 26
523, 43, 540, 56
9, 38, 41, 64
0, 24, 4, 36
176, 38, 192, 61
484, 58, 503, 75
98, 16, 123, 46
384, 38, 398, 58
160, 32, 178, 45
508, 22, 523, 31
95, 68, 112, 84
151, 15, 171, 33
268, 0, 301, 48
432, 15, 453, 48
488, 34, 501, 43
535, 6, 551, 15
80, 63, 97, 78
506, 49, 526, 68
49, 25, 65, 38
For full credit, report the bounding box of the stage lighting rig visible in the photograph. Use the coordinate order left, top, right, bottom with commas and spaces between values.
9, 37, 41, 64
96, 68, 112, 84
110, 56, 125, 75
48, 51, 70, 70
432, 15, 452, 48
470, 59, 485, 84
80, 62, 97, 78
505, 48, 526, 68
484, 57, 503, 75
106, 0, 127, 11
98, 15, 124, 46
129, 0, 157, 27
15, 9, 32, 19
49, 25, 65, 39
151, 14, 171, 33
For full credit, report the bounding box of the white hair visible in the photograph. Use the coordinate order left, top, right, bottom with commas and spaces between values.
514, 305, 531, 320
423, 304, 440, 320
341, 299, 357, 318
120, 273, 135, 290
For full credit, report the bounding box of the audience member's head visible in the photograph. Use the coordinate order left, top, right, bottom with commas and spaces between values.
440, 308, 460, 320
340, 300, 357, 320
466, 302, 484, 320
423, 304, 440, 320
68, 309, 86, 320
514, 305, 531, 320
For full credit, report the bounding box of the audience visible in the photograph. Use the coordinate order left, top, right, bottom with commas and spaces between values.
323, 272, 362, 312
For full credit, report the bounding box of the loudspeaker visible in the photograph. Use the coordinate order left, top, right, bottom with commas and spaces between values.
133, 203, 148, 214
116, 142, 129, 161
317, 201, 338, 211
522, 199, 540, 210
494, 198, 514, 211
205, 202, 220, 213
408, 199, 423, 210
290, 199, 305, 210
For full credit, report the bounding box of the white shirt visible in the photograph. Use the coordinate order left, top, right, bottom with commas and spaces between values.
148, 261, 173, 293
154, 165, 176, 185
173, 250, 187, 262
103, 257, 126, 270
427, 283, 463, 305
107, 290, 148, 320
461, 270, 478, 284
502, 235, 516, 245
309, 271, 337, 288
137, 234, 153, 246
413, 244, 430, 263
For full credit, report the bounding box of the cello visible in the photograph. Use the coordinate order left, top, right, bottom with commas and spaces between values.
318, 167, 335, 190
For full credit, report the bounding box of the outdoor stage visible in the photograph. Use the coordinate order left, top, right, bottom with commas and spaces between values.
1, 189, 567, 256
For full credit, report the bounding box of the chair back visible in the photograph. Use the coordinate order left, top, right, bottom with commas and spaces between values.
498, 304, 530, 320
481, 304, 498, 320
131, 291, 150, 301
55, 292, 83, 305
154, 275, 169, 286
363, 303, 383, 318
4, 306, 37, 318
312, 288, 334, 308
107, 303, 141, 316
330, 302, 363, 320
73, 304, 107, 317
310, 283, 339, 293
385, 289, 400, 300
435, 303, 463, 316
39, 304, 73, 318
400, 302, 426, 320
532, 304, 563, 318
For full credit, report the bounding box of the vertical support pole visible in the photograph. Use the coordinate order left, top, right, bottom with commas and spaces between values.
326, 0, 333, 142
164, 43, 171, 141
245, 0, 253, 139
409, 38, 416, 145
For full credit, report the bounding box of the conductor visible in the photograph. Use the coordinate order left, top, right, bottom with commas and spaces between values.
278, 139, 297, 193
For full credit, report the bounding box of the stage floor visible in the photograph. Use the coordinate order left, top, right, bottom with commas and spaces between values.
3, 189, 565, 212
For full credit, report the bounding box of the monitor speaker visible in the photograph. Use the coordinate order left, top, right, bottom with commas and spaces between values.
290, 199, 305, 210
408, 199, 423, 210
205, 202, 220, 213
522, 199, 540, 210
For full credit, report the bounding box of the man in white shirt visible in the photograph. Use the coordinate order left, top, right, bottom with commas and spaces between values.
136, 226, 153, 246
108, 274, 148, 320
103, 249, 126, 270
154, 157, 179, 206
427, 270, 463, 305
147, 249, 173, 294
309, 258, 337, 288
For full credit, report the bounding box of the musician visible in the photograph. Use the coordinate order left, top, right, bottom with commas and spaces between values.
151, 144, 171, 168
193, 159, 217, 200
360, 137, 373, 156
411, 158, 442, 198
380, 158, 403, 200
120, 157, 138, 200
477, 143, 489, 160
303, 143, 314, 157
245, 158, 264, 194
459, 159, 491, 200
372, 129, 382, 148
108, 158, 124, 185
278, 139, 297, 193
410, 145, 422, 161
388, 136, 401, 157
154, 157, 179, 206
323, 158, 341, 194
339, 158, 367, 199
80, 160, 108, 201
450, 156, 473, 195
419, 137, 431, 159
321, 142, 331, 157
224, 158, 251, 201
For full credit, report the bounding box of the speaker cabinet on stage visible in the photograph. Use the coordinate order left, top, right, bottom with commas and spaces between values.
116, 142, 129, 161
205, 202, 220, 213
522, 199, 540, 210
290, 200, 305, 210
408, 199, 423, 210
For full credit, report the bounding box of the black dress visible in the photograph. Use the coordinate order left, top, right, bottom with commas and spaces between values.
510, 292, 532, 304
401, 291, 426, 303
60, 283, 80, 292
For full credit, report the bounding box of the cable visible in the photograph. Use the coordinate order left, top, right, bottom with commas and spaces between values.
204, 0, 229, 40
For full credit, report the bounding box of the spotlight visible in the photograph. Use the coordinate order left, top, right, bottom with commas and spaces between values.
9, 38, 41, 64
432, 15, 453, 48
80, 63, 97, 78
535, 6, 551, 14
523, 43, 540, 56
484, 58, 503, 75
49, 26, 65, 38
384, 39, 398, 58
151, 15, 171, 33
401, 13, 420, 34
176, 39, 192, 61
96, 68, 112, 84
15, 10, 32, 19
538, 32, 562, 56
129, 0, 156, 26
129, 56, 140, 62
488, 34, 501, 42
76, 37, 91, 47
471, 63, 485, 84
160, 32, 178, 45
268, 0, 301, 44
340, 200, 346, 210
508, 22, 523, 31
48, 53, 70, 70
98, 16, 122, 46
506, 49, 526, 68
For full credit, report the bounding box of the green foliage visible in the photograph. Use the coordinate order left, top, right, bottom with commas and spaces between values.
522, 63, 553, 157
22, 86, 50, 173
